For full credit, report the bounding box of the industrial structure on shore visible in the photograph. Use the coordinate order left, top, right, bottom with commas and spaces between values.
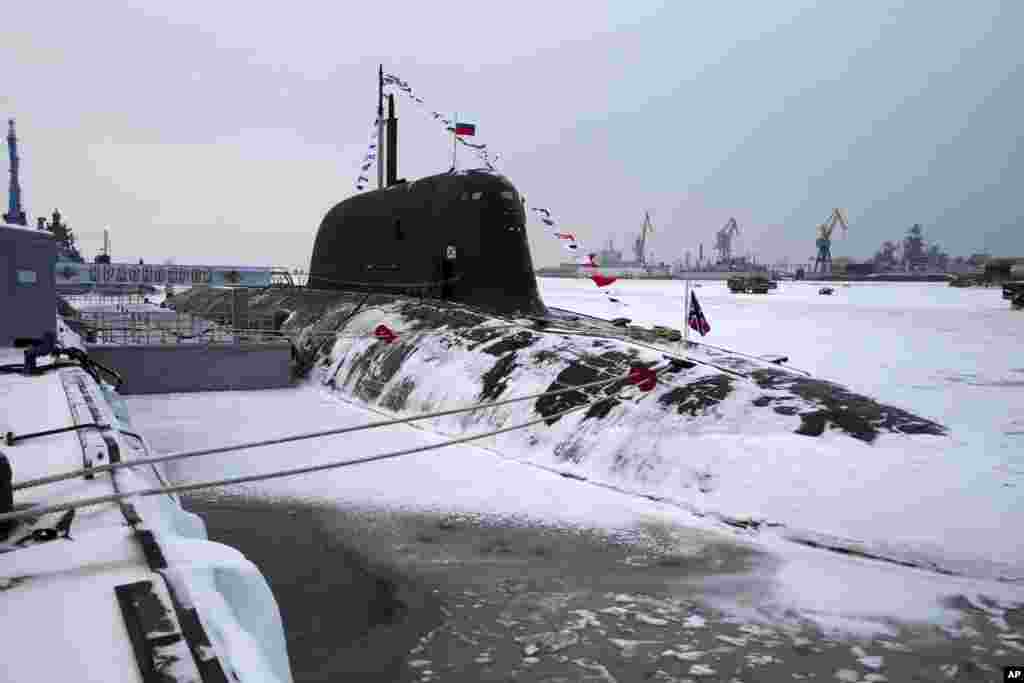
4, 119, 26, 226
534, 205, 1016, 286
5, 116, 276, 298
5, 118, 86, 263
538, 211, 673, 279
674, 217, 767, 278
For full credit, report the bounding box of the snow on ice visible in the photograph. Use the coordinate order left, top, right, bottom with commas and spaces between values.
125, 279, 1024, 632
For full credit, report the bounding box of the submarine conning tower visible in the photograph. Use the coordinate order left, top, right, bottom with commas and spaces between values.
308, 169, 547, 317
310, 67, 546, 316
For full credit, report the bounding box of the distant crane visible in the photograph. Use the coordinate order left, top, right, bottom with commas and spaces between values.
812, 208, 849, 274
4, 119, 27, 225
633, 211, 654, 266
714, 218, 740, 263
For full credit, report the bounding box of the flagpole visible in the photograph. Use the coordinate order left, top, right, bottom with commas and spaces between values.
681, 278, 691, 355
452, 111, 458, 171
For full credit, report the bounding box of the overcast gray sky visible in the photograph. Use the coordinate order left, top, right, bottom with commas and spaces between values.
3, 1, 1020, 269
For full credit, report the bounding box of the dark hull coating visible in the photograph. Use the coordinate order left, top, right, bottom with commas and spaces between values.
309, 171, 546, 316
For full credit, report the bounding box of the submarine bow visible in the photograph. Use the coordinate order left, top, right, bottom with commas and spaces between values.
309, 170, 547, 316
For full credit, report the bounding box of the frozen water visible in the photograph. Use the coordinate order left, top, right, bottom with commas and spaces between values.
123, 279, 1024, 628
538, 278, 1024, 572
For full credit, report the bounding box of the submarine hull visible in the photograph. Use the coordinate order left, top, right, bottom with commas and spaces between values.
309, 171, 546, 317
165, 286, 973, 578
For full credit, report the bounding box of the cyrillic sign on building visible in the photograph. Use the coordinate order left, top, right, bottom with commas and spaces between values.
55, 263, 274, 288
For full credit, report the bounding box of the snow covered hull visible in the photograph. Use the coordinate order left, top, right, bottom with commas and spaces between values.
171, 287, 945, 452
169, 288, 1024, 579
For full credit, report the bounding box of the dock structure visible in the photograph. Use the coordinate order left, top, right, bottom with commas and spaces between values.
63, 289, 292, 395
0, 220, 293, 683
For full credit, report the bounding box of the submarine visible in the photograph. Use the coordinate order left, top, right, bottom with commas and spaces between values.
168, 68, 964, 581
308, 73, 545, 317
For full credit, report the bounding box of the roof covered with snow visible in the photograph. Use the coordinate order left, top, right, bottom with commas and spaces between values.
0, 221, 52, 236
0, 322, 292, 683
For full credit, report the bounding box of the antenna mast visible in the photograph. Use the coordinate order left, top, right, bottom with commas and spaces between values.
377, 65, 385, 190
4, 119, 27, 225
386, 94, 398, 186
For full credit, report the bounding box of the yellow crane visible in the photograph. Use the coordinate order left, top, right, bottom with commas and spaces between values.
813, 208, 849, 274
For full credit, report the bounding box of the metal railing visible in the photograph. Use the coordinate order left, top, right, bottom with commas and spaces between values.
63, 292, 152, 313
77, 309, 286, 345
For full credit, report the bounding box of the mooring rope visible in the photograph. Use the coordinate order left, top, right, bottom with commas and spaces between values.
0, 367, 669, 526
12, 365, 662, 492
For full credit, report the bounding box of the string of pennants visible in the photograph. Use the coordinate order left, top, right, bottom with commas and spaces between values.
354, 120, 380, 192
382, 72, 500, 171
529, 207, 627, 306
358, 72, 625, 306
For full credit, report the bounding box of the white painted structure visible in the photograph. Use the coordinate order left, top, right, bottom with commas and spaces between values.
0, 323, 293, 683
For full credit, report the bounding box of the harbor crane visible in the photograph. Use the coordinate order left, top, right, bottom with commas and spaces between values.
714, 218, 740, 263
633, 210, 654, 266
812, 208, 849, 274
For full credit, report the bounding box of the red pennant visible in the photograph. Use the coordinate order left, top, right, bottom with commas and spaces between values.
590, 273, 618, 288
374, 324, 398, 343
626, 366, 657, 391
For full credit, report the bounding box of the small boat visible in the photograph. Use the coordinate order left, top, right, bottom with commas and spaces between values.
819, 287, 834, 295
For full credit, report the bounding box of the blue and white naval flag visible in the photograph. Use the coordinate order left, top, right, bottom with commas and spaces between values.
688, 291, 711, 336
